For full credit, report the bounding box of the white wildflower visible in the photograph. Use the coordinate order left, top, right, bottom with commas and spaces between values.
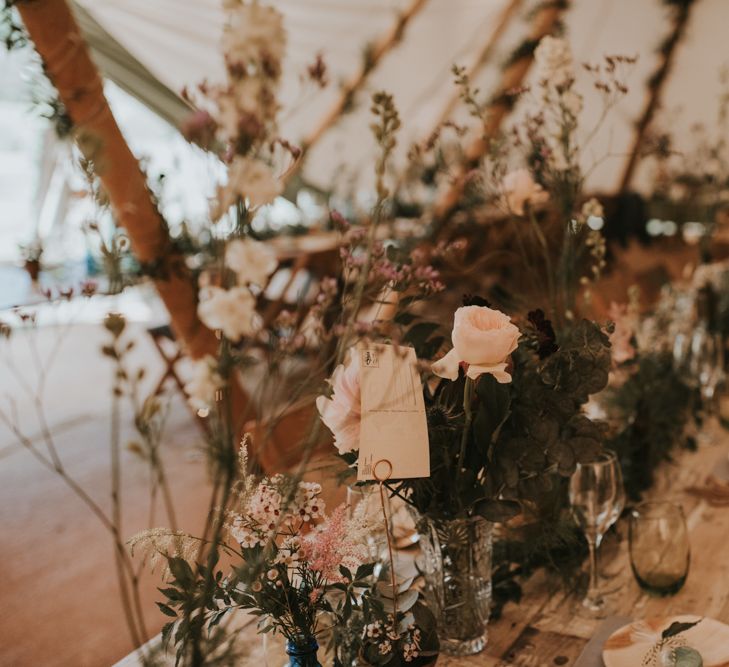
222, 1, 286, 67
274, 536, 302, 566
366, 622, 383, 639
225, 238, 278, 287
229, 516, 266, 548
197, 285, 261, 342
562, 89, 583, 118
127, 528, 200, 576
581, 197, 604, 220
501, 168, 549, 216
211, 157, 281, 220
184, 355, 223, 412
534, 36, 574, 88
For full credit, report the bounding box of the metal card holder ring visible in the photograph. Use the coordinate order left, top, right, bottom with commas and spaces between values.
372, 458, 399, 629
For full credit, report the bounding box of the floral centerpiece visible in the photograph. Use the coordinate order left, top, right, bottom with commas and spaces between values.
315, 33, 629, 654
131, 444, 439, 666
318, 296, 612, 654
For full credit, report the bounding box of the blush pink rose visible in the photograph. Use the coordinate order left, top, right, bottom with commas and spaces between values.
432, 306, 520, 383
316, 350, 361, 454
501, 168, 549, 216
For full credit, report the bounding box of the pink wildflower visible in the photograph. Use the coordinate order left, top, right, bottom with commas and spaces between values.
301, 504, 370, 582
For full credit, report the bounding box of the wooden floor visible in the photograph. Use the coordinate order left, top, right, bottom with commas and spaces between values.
0, 320, 214, 667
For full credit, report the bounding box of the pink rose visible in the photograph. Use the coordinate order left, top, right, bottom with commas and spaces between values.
316, 350, 361, 454
432, 306, 520, 383
501, 168, 549, 216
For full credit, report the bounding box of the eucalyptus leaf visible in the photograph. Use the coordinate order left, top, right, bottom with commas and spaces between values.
397, 588, 420, 613
374, 577, 414, 599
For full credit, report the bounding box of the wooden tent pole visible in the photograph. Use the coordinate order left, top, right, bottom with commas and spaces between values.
285, 0, 429, 184
15, 0, 261, 456
433, 1, 566, 223
430, 0, 523, 134
618, 0, 695, 192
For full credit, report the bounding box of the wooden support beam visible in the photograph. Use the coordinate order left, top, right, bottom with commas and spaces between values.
618, 0, 695, 192
430, 0, 523, 133
286, 0, 429, 184
14, 0, 273, 463
433, 1, 566, 224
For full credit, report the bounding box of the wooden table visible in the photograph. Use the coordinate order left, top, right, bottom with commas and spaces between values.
440, 436, 729, 666
117, 436, 729, 666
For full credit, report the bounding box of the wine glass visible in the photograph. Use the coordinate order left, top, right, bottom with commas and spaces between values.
689, 328, 725, 442
690, 329, 723, 398
569, 450, 623, 612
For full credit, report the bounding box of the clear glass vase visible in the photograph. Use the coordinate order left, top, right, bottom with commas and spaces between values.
416, 515, 493, 656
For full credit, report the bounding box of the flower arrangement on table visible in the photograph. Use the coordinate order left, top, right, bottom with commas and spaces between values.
318, 296, 612, 654
130, 443, 438, 665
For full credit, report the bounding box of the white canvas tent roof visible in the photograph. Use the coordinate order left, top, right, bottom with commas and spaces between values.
59, 0, 729, 194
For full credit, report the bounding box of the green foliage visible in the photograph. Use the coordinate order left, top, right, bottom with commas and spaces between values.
155, 555, 239, 667
398, 318, 611, 521
491, 512, 587, 619
349, 585, 439, 666
604, 351, 695, 501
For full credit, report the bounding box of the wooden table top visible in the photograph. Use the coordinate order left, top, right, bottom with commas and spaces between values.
441, 434, 729, 667
117, 434, 729, 667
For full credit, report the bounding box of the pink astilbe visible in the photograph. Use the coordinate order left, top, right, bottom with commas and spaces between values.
302, 504, 370, 583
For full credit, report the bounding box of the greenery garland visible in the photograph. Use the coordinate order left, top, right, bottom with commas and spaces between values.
490, 349, 698, 617
603, 351, 696, 501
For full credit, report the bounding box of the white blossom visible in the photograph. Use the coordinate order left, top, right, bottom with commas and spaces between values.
197, 285, 260, 342
211, 157, 282, 220
225, 238, 278, 287
500, 169, 549, 217
184, 355, 223, 411
562, 89, 583, 118
222, 1, 286, 67
581, 197, 604, 220
534, 36, 574, 88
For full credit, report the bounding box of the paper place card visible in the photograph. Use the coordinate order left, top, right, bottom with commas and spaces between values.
357, 343, 430, 481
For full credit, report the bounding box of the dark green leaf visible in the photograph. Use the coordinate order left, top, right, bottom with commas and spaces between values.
475, 499, 521, 522
662, 619, 701, 639
156, 602, 178, 618
158, 587, 183, 601
168, 557, 194, 587
394, 311, 418, 325
161, 621, 174, 648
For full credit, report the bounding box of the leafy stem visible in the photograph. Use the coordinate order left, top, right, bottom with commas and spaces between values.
457, 376, 475, 476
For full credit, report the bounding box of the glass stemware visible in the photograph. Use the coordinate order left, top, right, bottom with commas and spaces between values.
629, 501, 690, 596
690, 328, 724, 406
569, 450, 623, 612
